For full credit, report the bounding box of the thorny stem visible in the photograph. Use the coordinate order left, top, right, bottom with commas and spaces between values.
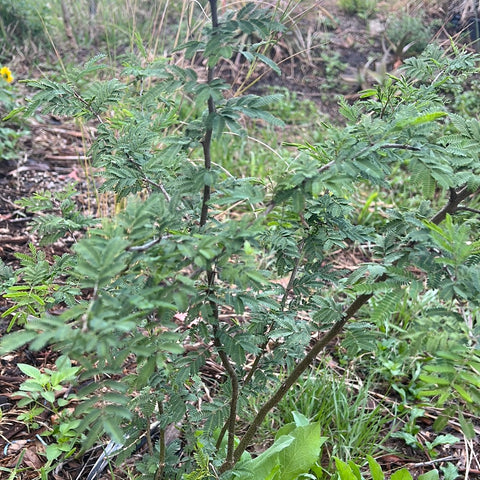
219, 183, 479, 473
429, 186, 477, 225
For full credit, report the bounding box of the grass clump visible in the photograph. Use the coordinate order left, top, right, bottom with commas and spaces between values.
275, 367, 393, 471
385, 13, 432, 59
0, 0, 52, 53
339, 0, 378, 19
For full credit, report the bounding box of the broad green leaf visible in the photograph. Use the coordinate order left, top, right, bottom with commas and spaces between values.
391, 469, 413, 480
430, 434, 460, 448
458, 411, 475, 440
265, 465, 281, 480
367, 455, 384, 480
41, 390, 56, 404
292, 411, 309, 427
45, 444, 62, 462
275, 422, 296, 439
17, 363, 44, 382
278, 423, 326, 480
20, 380, 45, 392
418, 470, 439, 480
235, 423, 325, 480
334, 457, 357, 480
452, 383, 473, 403
236, 435, 294, 480
441, 462, 459, 480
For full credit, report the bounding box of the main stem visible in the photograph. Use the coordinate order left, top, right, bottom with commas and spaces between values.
199, 0, 218, 228
201, 0, 239, 468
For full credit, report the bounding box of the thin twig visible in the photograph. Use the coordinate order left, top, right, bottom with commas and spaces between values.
199, 0, 217, 228
72, 90, 103, 124
457, 205, 480, 215
143, 177, 171, 203
381, 143, 421, 150
127, 238, 161, 252
405, 456, 458, 468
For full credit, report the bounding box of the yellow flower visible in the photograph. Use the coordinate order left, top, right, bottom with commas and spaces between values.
0, 66, 14, 83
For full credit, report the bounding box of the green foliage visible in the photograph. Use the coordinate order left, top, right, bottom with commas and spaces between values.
334, 455, 448, 480
1, 243, 76, 331
274, 368, 392, 469
16, 355, 84, 462
0, 125, 26, 161
385, 13, 432, 58
338, 0, 377, 19
178, 3, 285, 68
319, 51, 348, 95
392, 412, 460, 459
231, 414, 327, 480
2, 4, 480, 479
16, 186, 98, 245
0, 257, 15, 289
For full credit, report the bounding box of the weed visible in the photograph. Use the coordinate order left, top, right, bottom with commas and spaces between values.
339, 0, 378, 19
385, 13, 432, 59
274, 367, 393, 471
392, 408, 461, 458
334, 454, 454, 480
15, 355, 84, 463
